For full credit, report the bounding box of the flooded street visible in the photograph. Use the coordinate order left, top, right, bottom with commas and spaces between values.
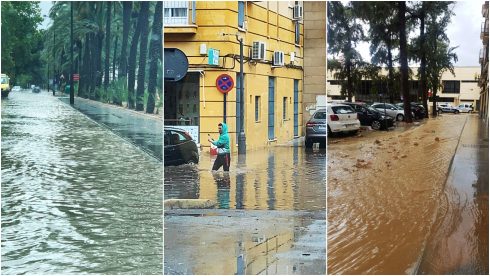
1, 91, 163, 274
164, 145, 326, 274
327, 114, 488, 274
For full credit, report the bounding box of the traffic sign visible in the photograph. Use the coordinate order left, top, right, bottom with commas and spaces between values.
216, 74, 234, 94
73, 74, 79, 81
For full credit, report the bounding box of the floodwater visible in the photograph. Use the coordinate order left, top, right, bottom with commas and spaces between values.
1, 91, 163, 274
164, 146, 326, 211
327, 114, 486, 274
164, 145, 326, 274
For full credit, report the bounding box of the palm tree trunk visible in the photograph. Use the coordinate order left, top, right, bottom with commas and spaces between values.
419, 5, 429, 118
146, 1, 162, 114
135, 2, 150, 111
119, 1, 132, 79
128, 4, 143, 109
104, 1, 111, 91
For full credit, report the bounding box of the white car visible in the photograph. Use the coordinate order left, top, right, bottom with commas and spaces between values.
371, 103, 406, 121
326, 103, 360, 135
11, 86, 21, 92
457, 103, 473, 113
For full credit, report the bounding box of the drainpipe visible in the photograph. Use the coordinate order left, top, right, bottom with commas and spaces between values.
236, 34, 246, 154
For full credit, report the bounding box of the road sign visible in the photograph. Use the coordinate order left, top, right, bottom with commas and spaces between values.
216, 74, 234, 94
208, 48, 220, 66
73, 74, 79, 81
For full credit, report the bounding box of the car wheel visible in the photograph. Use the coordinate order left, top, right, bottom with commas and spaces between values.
327, 126, 333, 137
454, 110, 459, 114
396, 114, 404, 121
305, 138, 313, 148
371, 120, 381, 130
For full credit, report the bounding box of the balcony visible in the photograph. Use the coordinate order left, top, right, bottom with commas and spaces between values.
483, 2, 488, 18
164, 1, 197, 34
481, 20, 489, 40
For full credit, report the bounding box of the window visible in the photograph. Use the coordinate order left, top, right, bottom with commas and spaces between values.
268, 77, 275, 140
332, 106, 355, 114
255, 96, 261, 122
164, 1, 188, 25
442, 81, 460, 93
238, 1, 245, 29
294, 21, 300, 45
283, 97, 288, 120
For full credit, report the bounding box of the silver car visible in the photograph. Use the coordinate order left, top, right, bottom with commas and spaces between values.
305, 108, 326, 148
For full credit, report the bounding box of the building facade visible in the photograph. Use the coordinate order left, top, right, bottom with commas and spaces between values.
164, 1, 306, 152
479, 1, 489, 122
327, 67, 481, 110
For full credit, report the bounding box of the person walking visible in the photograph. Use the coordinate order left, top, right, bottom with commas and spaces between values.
208, 122, 231, 171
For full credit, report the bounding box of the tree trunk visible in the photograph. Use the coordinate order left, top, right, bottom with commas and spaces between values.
387, 42, 395, 103
128, 4, 143, 109
104, 1, 111, 91
90, 33, 97, 99
146, 1, 162, 114
432, 43, 439, 117
398, 1, 412, 123
135, 2, 150, 111
419, 6, 429, 118
119, 1, 132, 79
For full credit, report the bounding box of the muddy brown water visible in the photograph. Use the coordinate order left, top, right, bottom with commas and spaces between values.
327, 115, 471, 274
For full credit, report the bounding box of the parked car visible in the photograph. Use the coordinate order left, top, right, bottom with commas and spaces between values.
457, 103, 474, 113
371, 103, 406, 121
305, 108, 326, 148
326, 103, 360, 136
11, 86, 21, 92
343, 102, 395, 130
164, 127, 199, 166
395, 102, 426, 120
32, 86, 40, 93
437, 103, 460, 114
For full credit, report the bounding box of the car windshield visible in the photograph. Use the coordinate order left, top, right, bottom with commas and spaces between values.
367, 106, 378, 113
1, 77, 7, 84
332, 106, 355, 114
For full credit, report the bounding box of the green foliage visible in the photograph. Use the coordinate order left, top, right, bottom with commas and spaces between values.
1, 1, 44, 85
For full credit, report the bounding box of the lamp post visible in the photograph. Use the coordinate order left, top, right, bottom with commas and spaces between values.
236, 34, 246, 154
70, 2, 74, 105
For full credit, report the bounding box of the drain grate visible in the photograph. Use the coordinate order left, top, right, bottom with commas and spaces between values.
462, 144, 489, 148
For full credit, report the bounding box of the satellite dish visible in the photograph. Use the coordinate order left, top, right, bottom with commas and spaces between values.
164, 48, 189, 82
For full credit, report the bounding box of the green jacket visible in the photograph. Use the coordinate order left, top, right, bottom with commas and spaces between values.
211, 123, 230, 155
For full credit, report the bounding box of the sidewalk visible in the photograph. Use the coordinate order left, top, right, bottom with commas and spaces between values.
417, 114, 489, 274
59, 96, 162, 161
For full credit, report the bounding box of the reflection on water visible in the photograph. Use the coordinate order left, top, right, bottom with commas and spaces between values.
164, 146, 326, 211
1, 92, 162, 274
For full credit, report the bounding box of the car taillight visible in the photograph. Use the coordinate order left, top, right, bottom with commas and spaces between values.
330, 114, 339, 121
306, 122, 315, 127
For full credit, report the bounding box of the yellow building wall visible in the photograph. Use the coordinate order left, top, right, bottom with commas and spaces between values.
165, 1, 304, 153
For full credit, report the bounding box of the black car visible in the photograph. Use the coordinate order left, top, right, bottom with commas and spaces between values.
164, 127, 199, 166
396, 102, 426, 119
305, 108, 326, 148
343, 102, 394, 130
32, 86, 40, 93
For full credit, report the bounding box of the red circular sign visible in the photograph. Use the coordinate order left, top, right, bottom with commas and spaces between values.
216, 74, 234, 94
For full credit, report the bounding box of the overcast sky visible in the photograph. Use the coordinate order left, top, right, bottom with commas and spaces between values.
340, 1, 485, 67
38, 1, 53, 30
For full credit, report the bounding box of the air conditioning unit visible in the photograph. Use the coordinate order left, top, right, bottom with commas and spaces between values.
290, 52, 295, 64
273, 51, 284, 67
293, 5, 303, 20
252, 41, 266, 60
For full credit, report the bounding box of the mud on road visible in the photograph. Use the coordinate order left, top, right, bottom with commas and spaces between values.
327, 114, 468, 274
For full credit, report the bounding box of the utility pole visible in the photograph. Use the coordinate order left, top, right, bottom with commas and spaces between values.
236, 34, 246, 154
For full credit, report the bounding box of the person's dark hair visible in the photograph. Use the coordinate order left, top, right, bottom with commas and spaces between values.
218, 123, 223, 126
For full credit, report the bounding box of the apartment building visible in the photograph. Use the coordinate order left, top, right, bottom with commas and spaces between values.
164, 1, 307, 152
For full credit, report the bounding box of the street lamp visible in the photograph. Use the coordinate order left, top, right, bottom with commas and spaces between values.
70, 2, 74, 105
235, 33, 246, 154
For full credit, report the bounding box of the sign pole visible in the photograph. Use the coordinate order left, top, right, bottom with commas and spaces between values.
223, 93, 227, 123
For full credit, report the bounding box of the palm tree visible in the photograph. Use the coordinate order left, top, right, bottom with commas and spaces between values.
146, 1, 162, 114
127, 2, 143, 109
104, 1, 111, 91
135, 2, 150, 111
119, 1, 132, 79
